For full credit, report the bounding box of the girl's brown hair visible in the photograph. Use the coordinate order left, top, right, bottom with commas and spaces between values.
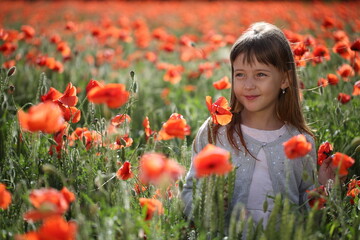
209, 22, 314, 153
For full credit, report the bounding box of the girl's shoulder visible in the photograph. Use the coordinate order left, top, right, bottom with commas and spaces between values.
285, 124, 315, 144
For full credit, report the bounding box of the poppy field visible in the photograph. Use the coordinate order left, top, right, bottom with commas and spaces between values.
1, 1, 360, 239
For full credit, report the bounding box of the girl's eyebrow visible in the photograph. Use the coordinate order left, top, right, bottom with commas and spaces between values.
234, 68, 271, 72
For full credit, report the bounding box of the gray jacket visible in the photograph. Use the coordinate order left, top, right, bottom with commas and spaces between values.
181, 120, 316, 218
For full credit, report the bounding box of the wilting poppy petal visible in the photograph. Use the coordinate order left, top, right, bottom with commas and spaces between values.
116, 161, 134, 180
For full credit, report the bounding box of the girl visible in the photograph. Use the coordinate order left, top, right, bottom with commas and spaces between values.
181, 22, 336, 227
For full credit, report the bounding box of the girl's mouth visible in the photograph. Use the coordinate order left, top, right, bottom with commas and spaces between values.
245, 95, 259, 100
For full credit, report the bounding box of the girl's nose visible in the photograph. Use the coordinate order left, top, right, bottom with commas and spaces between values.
243, 78, 256, 90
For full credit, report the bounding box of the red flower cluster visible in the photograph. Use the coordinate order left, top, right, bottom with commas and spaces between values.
347, 179, 360, 205
16, 187, 77, 240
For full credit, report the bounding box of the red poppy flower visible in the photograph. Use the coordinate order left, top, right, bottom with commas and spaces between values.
206, 96, 232, 126
139, 153, 184, 184
194, 144, 232, 178
213, 76, 231, 90
0, 183, 12, 210
49, 122, 68, 156
41, 87, 63, 102
337, 93, 351, 104
116, 161, 134, 180
87, 83, 129, 109
111, 114, 131, 126
158, 113, 191, 140
337, 64, 354, 81
322, 17, 335, 29
163, 66, 183, 84
38, 216, 77, 240
350, 39, 360, 51
317, 78, 328, 87
68, 127, 88, 146
82, 130, 102, 150
347, 179, 360, 204
21, 25, 35, 39
24, 188, 70, 221
317, 141, 333, 165
145, 51, 157, 62
139, 153, 167, 183
332, 41, 352, 60
327, 73, 339, 85
331, 152, 355, 175
60, 187, 75, 204
199, 62, 216, 79
352, 81, 360, 96
59, 83, 78, 107
293, 42, 308, 57
58, 105, 81, 123
333, 30, 349, 43
352, 58, 360, 75
143, 116, 156, 140
86, 79, 104, 94
108, 135, 133, 150
307, 185, 327, 209
139, 198, 164, 220
283, 134, 312, 159
312, 45, 330, 64
18, 102, 64, 134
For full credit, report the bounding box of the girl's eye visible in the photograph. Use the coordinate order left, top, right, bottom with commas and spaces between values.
235, 73, 245, 78
257, 73, 267, 78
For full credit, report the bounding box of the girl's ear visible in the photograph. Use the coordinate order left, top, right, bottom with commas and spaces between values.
281, 70, 291, 89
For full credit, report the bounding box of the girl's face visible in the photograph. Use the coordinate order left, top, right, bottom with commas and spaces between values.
233, 54, 289, 116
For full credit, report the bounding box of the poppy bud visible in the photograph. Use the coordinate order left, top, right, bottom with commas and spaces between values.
130, 70, 135, 79
7, 66, 16, 77
133, 81, 138, 93
8, 85, 15, 94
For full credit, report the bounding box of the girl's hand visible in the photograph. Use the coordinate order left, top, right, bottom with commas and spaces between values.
318, 157, 347, 185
